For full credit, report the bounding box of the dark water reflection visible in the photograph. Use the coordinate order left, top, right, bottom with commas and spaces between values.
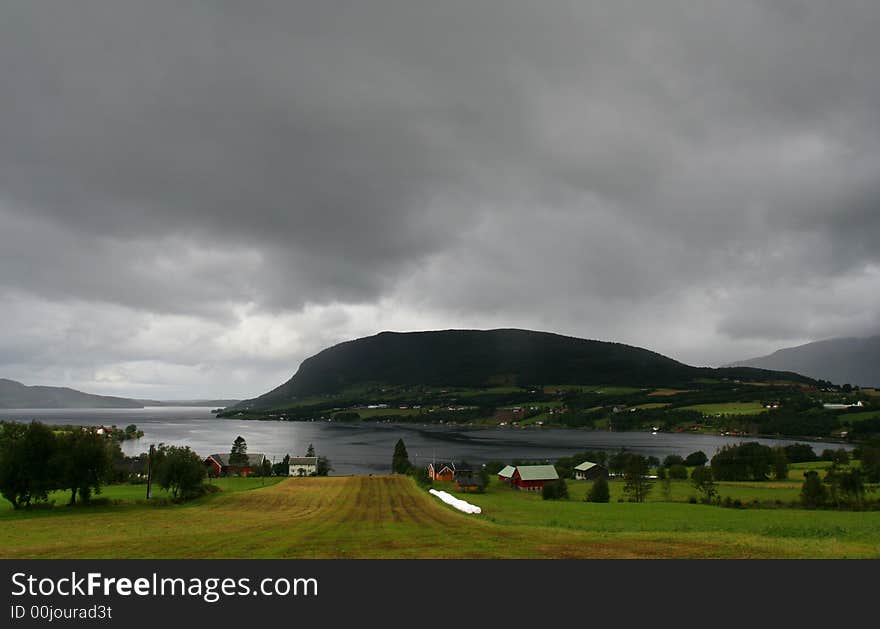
1, 407, 852, 476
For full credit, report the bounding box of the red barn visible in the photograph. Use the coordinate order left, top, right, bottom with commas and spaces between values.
205, 453, 267, 477
497, 465, 516, 483
510, 465, 559, 491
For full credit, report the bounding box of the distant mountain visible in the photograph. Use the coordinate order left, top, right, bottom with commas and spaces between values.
0, 379, 144, 409
232, 328, 812, 411
727, 336, 880, 387
136, 399, 241, 408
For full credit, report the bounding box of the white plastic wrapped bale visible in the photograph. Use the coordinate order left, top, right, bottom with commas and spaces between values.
428, 488, 482, 514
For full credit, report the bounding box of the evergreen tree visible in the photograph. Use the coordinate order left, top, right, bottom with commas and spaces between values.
306, 443, 316, 457
272, 454, 291, 477
229, 436, 248, 467
391, 439, 411, 474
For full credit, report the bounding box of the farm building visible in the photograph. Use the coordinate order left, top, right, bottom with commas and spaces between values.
288, 456, 318, 477
510, 465, 559, 491
453, 470, 486, 492
427, 461, 456, 481
573, 461, 608, 481
205, 453, 267, 477
497, 465, 516, 483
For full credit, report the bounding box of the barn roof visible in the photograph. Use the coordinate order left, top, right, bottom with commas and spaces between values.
429, 461, 455, 473
574, 461, 599, 471
497, 465, 516, 478
515, 465, 559, 481
207, 453, 266, 467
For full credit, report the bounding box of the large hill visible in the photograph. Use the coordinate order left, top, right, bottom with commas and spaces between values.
0, 379, 144, 409
233, 329, 811, 411
727, 336, 880, 387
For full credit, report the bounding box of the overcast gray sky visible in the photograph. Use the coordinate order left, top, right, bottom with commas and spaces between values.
1, 1, 879, 398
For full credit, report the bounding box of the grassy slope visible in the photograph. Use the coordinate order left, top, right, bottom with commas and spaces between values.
2, 476, 879, 559
679, 401, 769, 415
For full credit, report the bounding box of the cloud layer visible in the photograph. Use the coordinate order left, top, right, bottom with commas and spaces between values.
1, 1, 879, 397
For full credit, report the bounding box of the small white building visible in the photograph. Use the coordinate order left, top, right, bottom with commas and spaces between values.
288, 456, 319, 477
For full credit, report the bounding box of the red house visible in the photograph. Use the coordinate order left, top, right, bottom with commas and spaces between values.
205, 453, 267, 477
427, 461, 455, 482
510, 465, 559, 491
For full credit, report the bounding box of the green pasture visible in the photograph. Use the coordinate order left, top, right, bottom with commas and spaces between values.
680, 401, 768, 415
0, 476, 281, 516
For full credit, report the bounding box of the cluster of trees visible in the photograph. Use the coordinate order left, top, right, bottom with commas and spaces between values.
709, 442, 789, 481
0, 421, 214, 508
801, 465, 871, 509
0, 421, 116, 508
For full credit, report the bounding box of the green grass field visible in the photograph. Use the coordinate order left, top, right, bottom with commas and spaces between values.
680, 401, 768, 415
0, 476, 281, 515
1, 475, 879, 559
840, 410, 880, 423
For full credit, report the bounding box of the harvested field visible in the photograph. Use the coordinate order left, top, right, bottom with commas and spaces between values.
2, 476, 878, 558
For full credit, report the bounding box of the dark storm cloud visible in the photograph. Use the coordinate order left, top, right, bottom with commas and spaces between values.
1, 1, 879, 395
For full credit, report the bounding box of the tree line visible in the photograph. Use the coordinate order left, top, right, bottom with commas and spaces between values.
0, 421, 212, 508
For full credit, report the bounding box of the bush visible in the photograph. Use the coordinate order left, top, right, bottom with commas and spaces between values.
585, 475, 610, 503
411, 468, 433, 488
668, 464, 688, 480
800, 471, 827, 508
691, 466, 717, 504
542, 479, 569, 500
820, 449, 850, 465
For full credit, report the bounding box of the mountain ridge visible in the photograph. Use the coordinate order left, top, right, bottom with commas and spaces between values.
232, 328, 814, 411
0, 378, 145, 409
726, 335, 880, 387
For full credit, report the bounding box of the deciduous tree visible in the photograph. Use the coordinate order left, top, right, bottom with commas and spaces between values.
153, 445, 207, 500
623, 455, 652, 503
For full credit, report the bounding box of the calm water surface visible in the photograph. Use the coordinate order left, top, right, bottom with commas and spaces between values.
1, 407, 852, 476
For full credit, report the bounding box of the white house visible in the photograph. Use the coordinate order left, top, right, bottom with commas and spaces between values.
288, 456, 318, 477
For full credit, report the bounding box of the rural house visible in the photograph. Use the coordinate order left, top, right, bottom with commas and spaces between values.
205, 453, 267, 477
573, 461, 608, 480
288, 456, 318, 477
510, 465, 559, 491
497, 465, 516, 483
453, 470, 486, 492
427, 461, 456, 481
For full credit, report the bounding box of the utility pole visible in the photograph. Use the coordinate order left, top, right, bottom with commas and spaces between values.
146, 444, 155, 500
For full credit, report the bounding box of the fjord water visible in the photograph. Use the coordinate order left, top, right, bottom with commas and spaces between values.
1, 407, 851, 476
